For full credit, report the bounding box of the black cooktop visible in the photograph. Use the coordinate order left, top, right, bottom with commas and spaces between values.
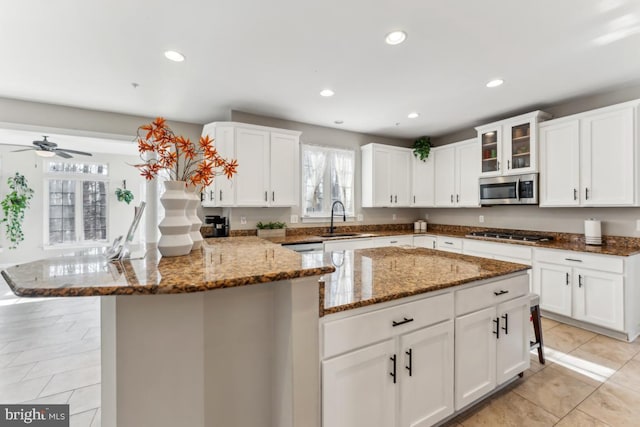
467, 231, 553, 242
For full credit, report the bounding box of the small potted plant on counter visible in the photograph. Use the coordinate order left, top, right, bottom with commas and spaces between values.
256, 221, 287, 238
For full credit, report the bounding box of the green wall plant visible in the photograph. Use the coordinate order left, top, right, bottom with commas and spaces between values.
1, 172, 35, 249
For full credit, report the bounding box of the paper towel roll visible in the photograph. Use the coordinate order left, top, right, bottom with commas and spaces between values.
584, 219, 602, 246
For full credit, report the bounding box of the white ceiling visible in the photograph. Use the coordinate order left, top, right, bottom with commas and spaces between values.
1, 0, 640, 139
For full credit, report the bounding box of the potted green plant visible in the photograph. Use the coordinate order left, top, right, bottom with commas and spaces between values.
256, 221, 286, 238
1, 172, 35, 249
115, 187, 134, 204
412, 136, 431, 161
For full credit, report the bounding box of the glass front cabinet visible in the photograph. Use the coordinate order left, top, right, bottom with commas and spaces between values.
477, 111, 551, 177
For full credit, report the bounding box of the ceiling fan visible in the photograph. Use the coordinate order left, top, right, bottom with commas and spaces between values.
11, 136, 93, 158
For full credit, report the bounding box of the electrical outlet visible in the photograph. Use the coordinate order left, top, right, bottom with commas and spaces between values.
636, 219, 640, 231
290, 214, 298, 224
357, 214, 363, 222
424, 213, 429, 220
479, 215, 485, 223
392, 214, 397, 220
240, 216, 247, 225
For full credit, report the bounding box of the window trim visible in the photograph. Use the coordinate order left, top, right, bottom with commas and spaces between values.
300, 143, 356, 219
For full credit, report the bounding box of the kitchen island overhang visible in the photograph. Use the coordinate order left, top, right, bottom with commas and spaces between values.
1, 237, 530, 427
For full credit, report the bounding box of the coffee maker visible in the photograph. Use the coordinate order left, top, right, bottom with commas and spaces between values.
204, 215, 228, 237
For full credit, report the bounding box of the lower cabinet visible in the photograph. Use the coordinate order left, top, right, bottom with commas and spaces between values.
322, 340, 397, 427
533, 249, 626, 333
454, 282, 530, 410
322, 322, 454, 427
321, 293, 454, 427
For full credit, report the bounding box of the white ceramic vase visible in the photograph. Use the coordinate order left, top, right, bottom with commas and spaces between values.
186, 185, 204, 251
158, 180, 193, 257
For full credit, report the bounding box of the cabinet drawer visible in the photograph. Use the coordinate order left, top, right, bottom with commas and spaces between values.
323, 293, 453, 359
371, 235, 414, 247
414, 235, 437, 249
455, 274, 529, 316
323, 238, 373, 252
464, 240, 532, 262
437, 236, 463, 253
535, 248, 623, 274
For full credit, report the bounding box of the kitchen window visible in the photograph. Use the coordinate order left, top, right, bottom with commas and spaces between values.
45, 161, 109, 246
301, 144, 355, 219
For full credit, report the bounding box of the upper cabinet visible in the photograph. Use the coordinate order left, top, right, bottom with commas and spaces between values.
540, 100, 639, 207
476, 111, 551, 177
433, 139, 480, 207
362, 144, 412, 207
411, 153, 435, 207
200, 122, 301, 207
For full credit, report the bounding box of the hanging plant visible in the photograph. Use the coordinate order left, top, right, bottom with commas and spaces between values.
1, 172, 35, 249
115, 187, 134, 204
413, 136, 431, 161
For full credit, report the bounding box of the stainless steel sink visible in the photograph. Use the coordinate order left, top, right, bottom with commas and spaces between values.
320, 232, 361, 238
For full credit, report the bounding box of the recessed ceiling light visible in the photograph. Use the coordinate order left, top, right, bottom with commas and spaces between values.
164, 50, 185, 62
320, 89, 335, 97
486, 79, 504, 88
407, 112, 419, 119
385, 31, 407, 45
334, 120, 344, 125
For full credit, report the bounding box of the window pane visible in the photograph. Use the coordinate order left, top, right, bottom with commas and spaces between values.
49, 179, 76, 244
83, 181, 108, 241
301, 145, 354, 217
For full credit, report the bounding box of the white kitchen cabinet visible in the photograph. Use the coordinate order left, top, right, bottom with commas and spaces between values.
235, 127, 270, 206
455, 306, 496, 409
322, 339, 396, 427
411, 154, 435, 207
534, 262, 572, 317
362, 144, 412, 207
538, 120, 580, 206
533, 248, 628, 334
540, 100, 639, 207
201, 124, 235, 207
436, 236, 463, 253
413, 235, 437, 249
433, 139, 480, 207
200, 122, 300, 207
399, 322, 454, 427
477, 111, 551, 177
573, 268, 624, 332
269, 132, 300, 206
495, 297, 531, 385
455, 282, 530, 410
370, 235, 414, 248
321, 293, 455, 427
463, 239, 532, 265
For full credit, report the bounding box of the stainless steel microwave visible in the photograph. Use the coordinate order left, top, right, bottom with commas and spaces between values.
479, 173, 538, 205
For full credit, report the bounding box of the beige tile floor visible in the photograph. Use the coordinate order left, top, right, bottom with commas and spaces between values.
447, 317, 640, 426
3, 269, 640, 427
0, 276, 100, 427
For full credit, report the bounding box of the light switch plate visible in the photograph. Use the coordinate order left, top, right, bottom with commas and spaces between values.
392, 214, 397, 220
479, 215, 485, 223
424, 213, 429, 220
357, 214, 363, 222
240, 216, 247, 225
636, 219, 640, 231
290, 214, 298, 224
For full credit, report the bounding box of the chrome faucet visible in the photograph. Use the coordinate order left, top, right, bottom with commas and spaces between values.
329, 200, 346, 234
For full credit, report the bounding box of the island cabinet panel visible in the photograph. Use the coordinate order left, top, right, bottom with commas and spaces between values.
321, 292, 455, 427
454, 276, 530, 411
399, 322, 454, 427
322, 340, 397, 427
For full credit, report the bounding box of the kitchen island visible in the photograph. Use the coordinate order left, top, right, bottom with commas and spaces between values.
2, 237, 530, 427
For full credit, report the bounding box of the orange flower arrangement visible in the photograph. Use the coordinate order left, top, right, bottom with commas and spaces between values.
134, 117, 237, 188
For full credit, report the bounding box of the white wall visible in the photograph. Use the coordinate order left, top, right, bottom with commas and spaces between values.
0, 146, 145, 264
